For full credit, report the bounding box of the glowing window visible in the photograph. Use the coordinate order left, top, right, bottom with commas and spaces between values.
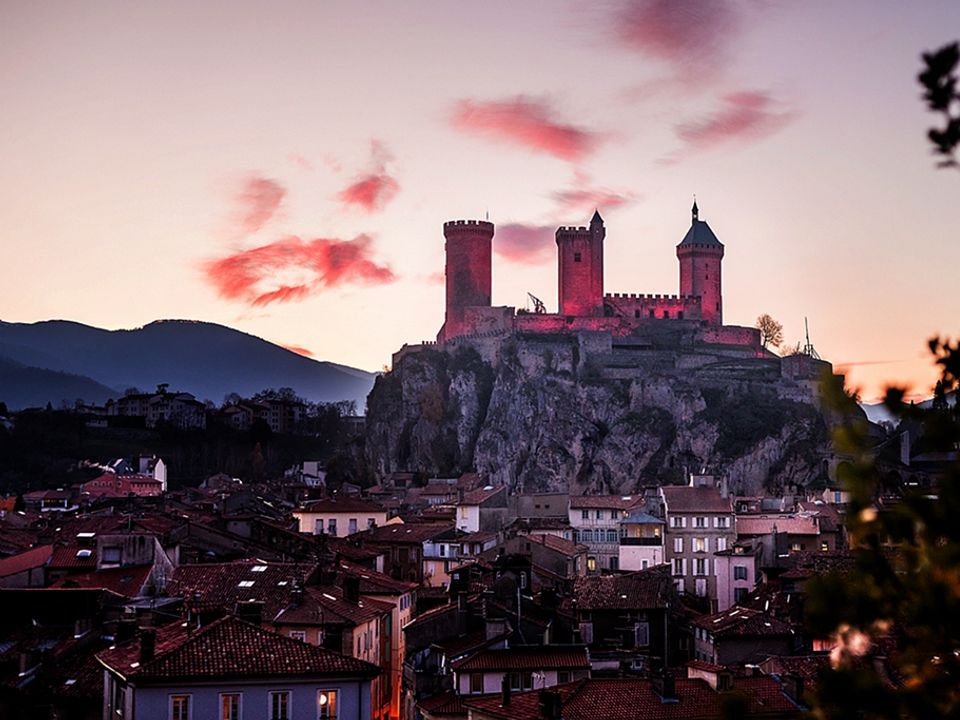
317, 690, 338, 720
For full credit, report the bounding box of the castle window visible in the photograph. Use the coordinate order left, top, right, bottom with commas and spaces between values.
635, 310, 640, 318
649, 310, 655, 318
678, 311, 684, 320
664, 311, 670, 319
574, 252, 582, 262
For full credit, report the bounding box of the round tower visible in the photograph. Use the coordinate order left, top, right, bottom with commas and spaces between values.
556, 210, 605, 317
676, 201, 724, 324
442, 219, 494, 339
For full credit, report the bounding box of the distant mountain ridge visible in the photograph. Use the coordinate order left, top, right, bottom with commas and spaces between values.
0, 319, 376, 411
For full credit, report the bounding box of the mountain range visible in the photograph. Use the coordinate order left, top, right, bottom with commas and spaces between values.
0, 319, 376, 412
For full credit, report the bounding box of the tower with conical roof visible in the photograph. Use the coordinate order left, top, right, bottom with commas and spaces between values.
676, 200, 724, 324
556, 210, 605, 316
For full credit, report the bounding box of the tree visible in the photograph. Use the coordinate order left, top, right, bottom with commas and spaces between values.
918, 41, 960, 168
755, 313, 784, 349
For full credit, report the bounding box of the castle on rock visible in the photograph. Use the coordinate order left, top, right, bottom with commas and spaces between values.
436, 202, 758, 350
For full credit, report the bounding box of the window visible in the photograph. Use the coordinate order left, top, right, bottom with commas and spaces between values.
606, 529, 618, 542
470, 673, 483, 694
695, 558, 706, 576
317, 690, 338, 720
791, 543, 804, 552
348, 518, 358, 535
673, 537, 683, 553
581, 529, 593, 542
695, 578, 707, 597
269, 691, 291, 720
821, 541, 829, 552
649, 309, 655, 318
734, 565, 748, 580
574, 252, 582, 262
716, 537, 727, 552
587, 557, 597, 572
510, 672, 533, 690
367, 517, 376, 528
715, 516, 730, 529
558, 671, 571, 684
609, 556, 618, 571
673, 558, 684, 576
695, 516, 706, 528
439, 544, 446, 557
734, 587, 748, 603
290, 630, 307, 642
641, 559, 649, 570
113, 680, 126, 718
520, 572, 527, 589
327, 519, 337, 536
102, 546, 122, 565
314, 518, 324, 534
635, 621, 650, 647
670, 516, 685, 528
220, 693, 241, 720
693, 537, 706, 553
581, 509, 589, 520
634, 310, 640, 318
596, 510, 603, 519
170, 695, 190, 720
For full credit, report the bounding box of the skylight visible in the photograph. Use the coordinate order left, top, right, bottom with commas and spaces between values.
251, 565, 268, 572
238, 580, 255, 588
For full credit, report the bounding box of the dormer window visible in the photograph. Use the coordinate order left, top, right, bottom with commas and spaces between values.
574, 252, 582, 262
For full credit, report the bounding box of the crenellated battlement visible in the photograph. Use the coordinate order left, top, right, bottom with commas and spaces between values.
605, 292, 701, 303
556, 226, 591, 234
444, 219, 495, 236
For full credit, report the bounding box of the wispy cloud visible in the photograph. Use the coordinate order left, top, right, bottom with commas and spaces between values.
204, 235, 395, 307
236, 176, 285, 235
662, 91, 796, 162
553, 171, 640, 213
452, 96, 600, 162
281, 343, 315, 357
494, 223, 556, 264
338, 140, 399, 212
615, 0, 741, 85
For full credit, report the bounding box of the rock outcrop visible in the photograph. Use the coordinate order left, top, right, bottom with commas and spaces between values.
365, 334, 838, 495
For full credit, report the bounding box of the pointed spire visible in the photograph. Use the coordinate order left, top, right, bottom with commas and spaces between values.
591, 209, 604, 226
691, 197, 699, 223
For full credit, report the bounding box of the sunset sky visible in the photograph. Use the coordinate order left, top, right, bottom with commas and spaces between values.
2, 1, 958, 402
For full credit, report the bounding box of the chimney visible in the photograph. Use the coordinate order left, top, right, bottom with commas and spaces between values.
652, 673, 676, 702
291, 581, 304, 607
236, 600, 264, 625
344, 575, 361, 603
501, 673, 511, 707
116, 617, 138, 643
139, 628, 156, 664
538, 689, 562, 720
780, 673, 804, 704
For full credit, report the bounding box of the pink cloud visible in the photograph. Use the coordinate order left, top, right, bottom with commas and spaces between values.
338, 140, 399, 212
553, 172, 640, 213
494, 223, 556, 265
236, 176, 285, 235
616, 0, 740, 83
204, 235, 395, 307
674, 91, 796, 149
451, 97, 600, 162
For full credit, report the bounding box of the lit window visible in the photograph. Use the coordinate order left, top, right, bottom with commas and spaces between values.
270, 691, 291, 720
716, 537, 727, 552
220, 693, 241, 720
694, 538, 706, 553
317, 690, 338, 720
587, 557, 597, 572
170, 695, 190, 720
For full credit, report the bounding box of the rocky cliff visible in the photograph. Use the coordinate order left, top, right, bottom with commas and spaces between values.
365, 335, 837, 495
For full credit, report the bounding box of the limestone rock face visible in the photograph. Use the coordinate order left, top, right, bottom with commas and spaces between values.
365, 339, 834, 495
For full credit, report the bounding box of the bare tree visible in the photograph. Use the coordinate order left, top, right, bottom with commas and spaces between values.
755, 314, 784, 349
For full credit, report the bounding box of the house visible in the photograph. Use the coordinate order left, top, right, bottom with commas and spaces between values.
691, 606, 796, 666
568, 495, 643, 573
97, 616, 380, 720
456, 485, 508, 533
0, 544, 53, 588
714, 543, 760, 612
495, 534, 586, 579
571, 565, 677, 673
294, 497, 388, 537
660, 477, 735, 606
452, 645, 590, 695
735, 513, 835, 554
361, 522, 455, 584
618, 511, 665, 572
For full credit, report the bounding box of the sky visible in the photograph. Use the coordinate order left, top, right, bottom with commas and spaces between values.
1, 1, 958, 402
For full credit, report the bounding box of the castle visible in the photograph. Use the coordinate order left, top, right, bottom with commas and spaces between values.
436, 202, 757, 349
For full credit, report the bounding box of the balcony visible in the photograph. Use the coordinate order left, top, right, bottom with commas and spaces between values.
619, 537, 663, 546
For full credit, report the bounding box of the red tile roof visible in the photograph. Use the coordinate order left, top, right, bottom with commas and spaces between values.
334, 559, 417, 595
274, 585, 392, 627
0, 544, 52, 578
573, 565, 672, 611
297, 497, 386, 514
52, 565, 153, 597
661, 486, 733, 514
98, 615, 379, 683
363, 522, 454, 544
692, 607, 793, 638
736, 515, 820, 537
569, 495, 643, 510
451, 646, 589, 672
461, 486, 506, 505
167, 561, 316, 618
48, 546, 98, 569
417, 690, 469, 717
464, 676, 799, 720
